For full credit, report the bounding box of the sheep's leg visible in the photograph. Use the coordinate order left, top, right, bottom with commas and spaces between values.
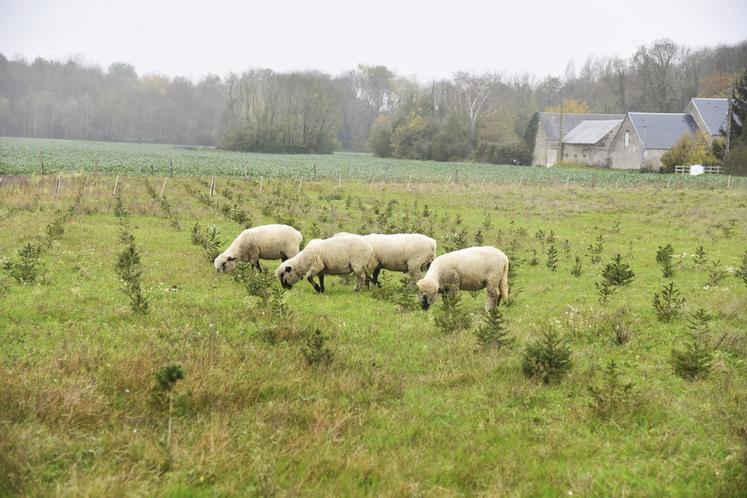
280, 254, 288, 262
254, 261, 262, 272
307, 276, 322, 293
318, 274, 325, 293
371, 267, 382, 287
486, 286, 500, 311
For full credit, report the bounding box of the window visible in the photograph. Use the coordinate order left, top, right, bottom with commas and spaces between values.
624, 130, 630, 147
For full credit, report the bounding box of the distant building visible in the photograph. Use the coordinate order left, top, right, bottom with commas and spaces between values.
531, 98, 730, 171
532, 113, 624, 166
607, 113, 699, 170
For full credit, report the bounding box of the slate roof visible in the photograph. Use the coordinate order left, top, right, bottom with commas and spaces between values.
690, 98, 729, 136
539, 112, 625, 141
562, 119, 623, 145
628, 113, 698, 149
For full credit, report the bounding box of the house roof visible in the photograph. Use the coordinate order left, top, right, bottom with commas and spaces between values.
562, 119, 623, 145
690, 98, 729, 136
628, 113, 698, 149
539, 112, 625, 141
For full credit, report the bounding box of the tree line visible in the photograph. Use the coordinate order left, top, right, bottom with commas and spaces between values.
1, 38, 745, 163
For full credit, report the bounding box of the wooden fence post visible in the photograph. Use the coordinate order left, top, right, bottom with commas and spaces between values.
338, 173, 342, 189
406, 175, 412, 190
259, 176, 264, 193
55, 176, 62, 198
160, 177, 168, 197
297, 178, 303, 194
113, 175, 120, 196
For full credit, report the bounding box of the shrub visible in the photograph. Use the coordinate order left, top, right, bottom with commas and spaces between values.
671, 330, 713, 381
115, 242, 149, 314
368, 114, 393, 157
706, 260, 728, 287
692, 246, 708, 267
652, 282, 685, 322
522, 329, 572, 384
736, 250, 747, 287
588, 359, 634, 419
587, 235, 604, 264
2, 243, 43, 284
154, 363, 185, 473
602, 254, 635, 286
474, 307, 512, 350
528, 250, 539, 266
656, 244, 675, 278
434, 292, 472, 334
595, 279, 616, 306
301, 329, 334, 367
233, 262, 288, 317
546, 245, 558, 271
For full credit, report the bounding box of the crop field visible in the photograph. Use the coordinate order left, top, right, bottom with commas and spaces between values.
2, 136, 746, 189
1, 140, 747, 496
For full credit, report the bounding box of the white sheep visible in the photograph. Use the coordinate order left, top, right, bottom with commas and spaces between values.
214, 224, 303, 273
274, 235, 378, 293
416, 246, 509, 311
334, 232, 437, 286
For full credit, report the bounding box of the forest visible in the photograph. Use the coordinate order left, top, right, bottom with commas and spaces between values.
1, 39, 746, 162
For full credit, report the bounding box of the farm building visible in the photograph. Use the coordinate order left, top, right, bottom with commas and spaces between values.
606, 113, 699, 170
560, 119, 623, 167
532, 98, 730, 170
532, 112, 624, 166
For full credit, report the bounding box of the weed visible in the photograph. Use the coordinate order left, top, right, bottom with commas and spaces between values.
571, 255, 583, 277
154, 363, 185, 473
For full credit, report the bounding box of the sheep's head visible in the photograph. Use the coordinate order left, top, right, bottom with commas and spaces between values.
416, 279, 439, 310
214, 253, 237, 273
275, 263, 300, 289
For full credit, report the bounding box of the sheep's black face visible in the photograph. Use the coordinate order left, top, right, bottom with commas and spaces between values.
214, 255, 237, 273
418, 292, 435, 310
278, 265, 296, 289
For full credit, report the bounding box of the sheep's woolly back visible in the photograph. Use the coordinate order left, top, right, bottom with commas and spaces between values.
425, 246, 508, 292
334, 232, 436, 272
275, 235, 378, 280
225, 224, 302, 259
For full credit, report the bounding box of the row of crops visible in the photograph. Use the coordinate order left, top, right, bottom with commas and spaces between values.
1, 136, 743, 189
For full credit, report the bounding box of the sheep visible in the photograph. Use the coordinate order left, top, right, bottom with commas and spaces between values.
214, 224, 303, 273
333, 232, 436, 286
274, 235, 378, 293
416, 246, 509, 311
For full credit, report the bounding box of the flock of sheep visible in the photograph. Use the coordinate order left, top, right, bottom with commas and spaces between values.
213, 224, 510, 310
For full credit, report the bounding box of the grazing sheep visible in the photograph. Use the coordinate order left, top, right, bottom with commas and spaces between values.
334, 232, 436, 286
214, 224, 302, 273
416, 246, 509, 311
275, 236, 378, 293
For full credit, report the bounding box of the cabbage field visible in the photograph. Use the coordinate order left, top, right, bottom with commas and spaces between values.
1, 136, 743, 189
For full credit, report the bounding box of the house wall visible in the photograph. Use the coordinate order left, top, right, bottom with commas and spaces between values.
642, 149, 667, 171
607, 117, 644, 169
532, 125, 548, 165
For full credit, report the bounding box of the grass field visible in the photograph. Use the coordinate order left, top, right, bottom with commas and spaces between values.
1, 138, 747, 497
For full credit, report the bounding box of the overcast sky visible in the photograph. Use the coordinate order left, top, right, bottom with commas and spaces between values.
1, 0, 745, 81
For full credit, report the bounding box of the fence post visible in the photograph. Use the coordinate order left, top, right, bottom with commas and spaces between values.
160, 177, 168, 197
55, 176, 62, 198
297, 178, 303, 194
518, 174, 524, 187
169, 159, 174, 177
480, 174, 487, 187
259, 176, 264, 193
313, 164, 317, 179
370, 176, 375, 191
338, 173, 342, 189
406, 175, 412, 190
113, 175, 120, 196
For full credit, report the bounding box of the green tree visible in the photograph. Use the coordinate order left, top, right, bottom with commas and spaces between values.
368, 114, 393, 157
392, 112, 431, 160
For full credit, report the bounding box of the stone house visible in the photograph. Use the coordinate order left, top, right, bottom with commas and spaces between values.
532, 98, 730, 170
561, 119, 623, 167
606, 113, 699, 170
532, 112, 624, 166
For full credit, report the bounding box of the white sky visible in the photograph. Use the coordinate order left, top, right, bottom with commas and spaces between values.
1, 0, 745, 82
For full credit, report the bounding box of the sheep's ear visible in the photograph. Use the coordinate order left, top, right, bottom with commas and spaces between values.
285, 266, 292, 272
227, 256, 236, 261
